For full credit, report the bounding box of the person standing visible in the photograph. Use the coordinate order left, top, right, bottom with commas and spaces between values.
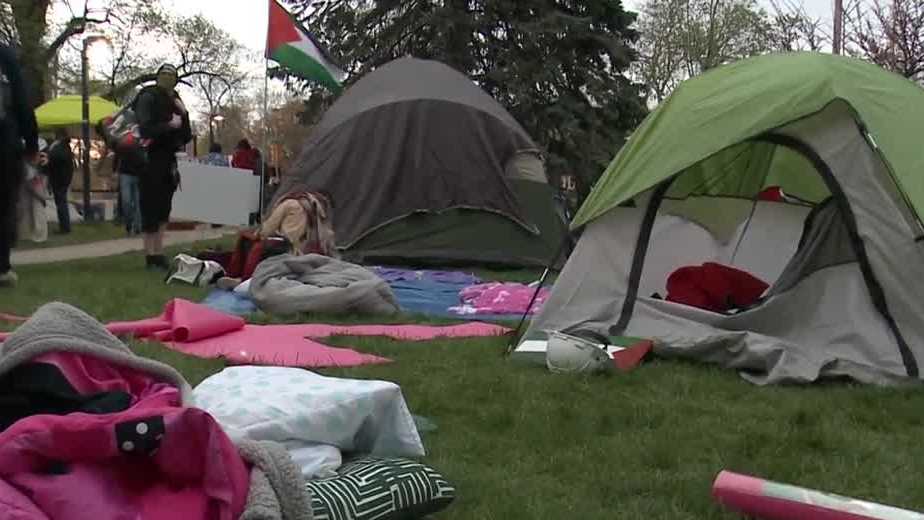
135, 63, 191, 270
114, 146, 145, 235
204, 142, 228, 167
231, 139, 258, 171
0, 44, 39, 287
45, 128, 75, 234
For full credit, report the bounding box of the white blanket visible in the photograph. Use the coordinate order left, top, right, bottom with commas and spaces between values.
193, 367, 425, 477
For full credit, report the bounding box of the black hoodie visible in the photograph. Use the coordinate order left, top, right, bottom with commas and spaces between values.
0, 44, 38, 157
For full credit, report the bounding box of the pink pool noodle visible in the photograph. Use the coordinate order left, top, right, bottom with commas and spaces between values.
713, 470, 924, 520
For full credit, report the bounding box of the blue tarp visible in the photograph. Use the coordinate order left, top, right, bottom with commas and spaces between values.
202, 289, 258, 316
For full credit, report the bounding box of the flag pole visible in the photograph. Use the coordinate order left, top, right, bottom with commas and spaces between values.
260, 56, 269, 220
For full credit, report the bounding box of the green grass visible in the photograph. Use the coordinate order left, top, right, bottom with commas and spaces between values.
5, 244, 924, 518
16, 221, 131, 250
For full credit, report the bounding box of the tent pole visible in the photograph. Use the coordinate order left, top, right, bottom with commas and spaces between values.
505, 234, 572, 356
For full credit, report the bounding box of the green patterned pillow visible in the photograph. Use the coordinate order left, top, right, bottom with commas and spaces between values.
306, 457, 456, 520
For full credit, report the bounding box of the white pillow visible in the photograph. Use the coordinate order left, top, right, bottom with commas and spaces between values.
283, 442, 342, 479
193, 367, 425, 458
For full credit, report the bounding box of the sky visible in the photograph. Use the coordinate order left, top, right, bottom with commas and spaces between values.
165, 0, 270, 56
623, 0, 833, 21
69, 0, 837, 117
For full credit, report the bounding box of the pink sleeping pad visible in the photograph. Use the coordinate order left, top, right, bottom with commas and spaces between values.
4, 300, 512, 369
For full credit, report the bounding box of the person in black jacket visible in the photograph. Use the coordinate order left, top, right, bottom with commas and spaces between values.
135, 63, 192, 270
45, 127, 75, 234
0, 44, 39, 287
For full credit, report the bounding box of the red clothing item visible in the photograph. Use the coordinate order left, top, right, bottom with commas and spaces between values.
757, 186, 785, 202
231, 148, 259, 171
666, 262, 769, 312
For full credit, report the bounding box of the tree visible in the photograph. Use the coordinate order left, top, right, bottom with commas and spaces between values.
0, 0, 133, 105
104, 13, 251, 102
635, 0, 772, 103
280, 0, 648, 203
844, 0, 924, 82
50, 1, 166, 103
42, 6, 251, 117
0, 3, 15, 45
196, 73, 248, 146
768, 0, 830, 52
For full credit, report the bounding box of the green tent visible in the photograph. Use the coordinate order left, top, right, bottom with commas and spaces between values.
35, 95, 119, 130
573, 52, 924, 229
517, 52, 924, 385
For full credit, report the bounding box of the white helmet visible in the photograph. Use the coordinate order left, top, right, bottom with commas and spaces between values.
545, 330, 612, 374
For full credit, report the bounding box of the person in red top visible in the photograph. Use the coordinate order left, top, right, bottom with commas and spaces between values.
231, 139, 259, 171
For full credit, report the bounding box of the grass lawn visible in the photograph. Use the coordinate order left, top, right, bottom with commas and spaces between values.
5, 243, 924, 518
16, 221, 130, 250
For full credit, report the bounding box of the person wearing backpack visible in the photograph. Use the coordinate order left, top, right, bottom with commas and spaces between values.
134, 63, 191, 270
0, 44, 39, 288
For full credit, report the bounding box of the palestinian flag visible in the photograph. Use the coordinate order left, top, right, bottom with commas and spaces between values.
265, 0, 347, 92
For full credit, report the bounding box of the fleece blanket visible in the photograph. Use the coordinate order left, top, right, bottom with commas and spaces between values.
370, 267, 481, 285
250, 254, 400, 316
449, 282, 549, 316
369, 267, 529, 321
2, 300, 511, 369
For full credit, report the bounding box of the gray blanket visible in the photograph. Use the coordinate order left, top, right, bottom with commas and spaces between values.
250, 254, 400, 316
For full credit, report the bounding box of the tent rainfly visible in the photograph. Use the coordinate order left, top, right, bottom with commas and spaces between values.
272, 57, 567, 267
516, 52, 924, 385
35, 95, 119, 130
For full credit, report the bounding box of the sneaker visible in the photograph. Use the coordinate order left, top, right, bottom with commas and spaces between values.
0, 271, 19, 288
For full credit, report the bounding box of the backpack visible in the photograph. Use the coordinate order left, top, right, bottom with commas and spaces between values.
98, 87, 155, 156
226, 230, 290, 280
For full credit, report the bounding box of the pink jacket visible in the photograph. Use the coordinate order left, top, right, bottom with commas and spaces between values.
0, 304, 250, 520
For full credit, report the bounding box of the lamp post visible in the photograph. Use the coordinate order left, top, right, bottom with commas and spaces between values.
209, 113, 225, 146
80, 34, 110, 221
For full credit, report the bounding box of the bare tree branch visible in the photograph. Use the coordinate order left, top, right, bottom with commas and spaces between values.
844, 0, 924, 81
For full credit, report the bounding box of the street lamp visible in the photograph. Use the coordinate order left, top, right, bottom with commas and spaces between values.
208, 113, 225, 146
80, 34, 110, 222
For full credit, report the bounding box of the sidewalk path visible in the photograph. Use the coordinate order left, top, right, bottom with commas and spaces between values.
12, 228, 234, 266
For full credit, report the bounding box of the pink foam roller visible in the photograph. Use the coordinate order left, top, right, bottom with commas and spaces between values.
713, 470, 924, 520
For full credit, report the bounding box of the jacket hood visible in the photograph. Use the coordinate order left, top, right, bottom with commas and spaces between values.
0, 302, 193, 403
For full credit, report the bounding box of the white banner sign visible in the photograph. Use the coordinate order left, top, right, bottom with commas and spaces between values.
172, 161, 260, 226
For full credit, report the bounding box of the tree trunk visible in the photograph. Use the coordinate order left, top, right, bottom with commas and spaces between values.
9, 0, 52, 106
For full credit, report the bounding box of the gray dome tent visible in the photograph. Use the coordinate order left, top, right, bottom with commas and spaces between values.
273, 57, 567, 267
